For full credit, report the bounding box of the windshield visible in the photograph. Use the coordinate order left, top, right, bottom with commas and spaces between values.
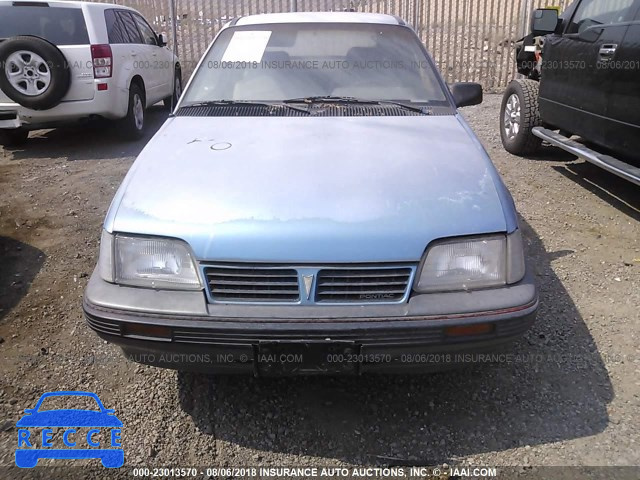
182, 23, 449, 105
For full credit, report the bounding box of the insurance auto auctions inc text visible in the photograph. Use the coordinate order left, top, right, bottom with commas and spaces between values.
198, 466, 498, 478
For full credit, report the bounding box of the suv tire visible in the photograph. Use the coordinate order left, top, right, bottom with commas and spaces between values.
163, 67, 182, 110
0, 36, 71, 110
120, 83, 146, 140
0, 128, 29, 147
500, 79, 542, 156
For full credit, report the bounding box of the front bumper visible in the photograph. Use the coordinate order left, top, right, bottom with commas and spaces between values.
83, 270, 538, 375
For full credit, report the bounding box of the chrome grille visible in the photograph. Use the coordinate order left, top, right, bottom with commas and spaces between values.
205, 266, 300, 302
315, 267, 412, 303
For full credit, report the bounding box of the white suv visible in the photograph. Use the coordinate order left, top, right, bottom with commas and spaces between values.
0, 0, 181, 145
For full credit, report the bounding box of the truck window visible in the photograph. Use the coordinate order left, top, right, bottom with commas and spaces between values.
567, 0, 636, 34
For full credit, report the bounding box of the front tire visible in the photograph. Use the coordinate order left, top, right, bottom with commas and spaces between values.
500, 79, 542, 156
0, 128, 29, 147
120, 83, 145, 141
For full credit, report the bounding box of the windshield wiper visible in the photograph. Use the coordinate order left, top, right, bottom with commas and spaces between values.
377, 100, 431, 114
282, 96, 430, 114
179, 100, 310, 114
283, 96, 376, 105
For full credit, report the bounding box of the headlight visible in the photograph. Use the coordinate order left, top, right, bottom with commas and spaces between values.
415, 230, 525, 293
98, 231, 201, 290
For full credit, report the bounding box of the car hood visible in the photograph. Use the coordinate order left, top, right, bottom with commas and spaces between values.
16, 410, 123, 427
108, 115, 513, 263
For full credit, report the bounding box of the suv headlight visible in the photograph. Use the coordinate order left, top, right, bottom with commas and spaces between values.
98, 231, 201, 290
414, 230, 526, 293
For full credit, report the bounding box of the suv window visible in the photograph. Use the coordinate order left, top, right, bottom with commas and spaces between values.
105, 10, 128, 44
132, 13, 158, 46
0, 5, 89, 45
109, 10, 143, 44
567, 0, 636, 34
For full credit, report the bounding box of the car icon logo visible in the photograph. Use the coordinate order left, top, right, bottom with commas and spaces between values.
302, 274, 314, 300
15, 391, 123, 468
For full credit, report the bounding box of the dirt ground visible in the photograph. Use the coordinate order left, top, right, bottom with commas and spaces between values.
0, 96, 638, 477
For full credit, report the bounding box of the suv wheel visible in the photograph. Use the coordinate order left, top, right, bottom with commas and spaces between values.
500, 79, 542, 156
121, 83, 146, 140
0, 36, 71, 110
163, 67, 182, 110
0, 128, 29, 147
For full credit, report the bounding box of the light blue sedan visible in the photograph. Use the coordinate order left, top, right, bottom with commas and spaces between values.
84, 12, 538, 375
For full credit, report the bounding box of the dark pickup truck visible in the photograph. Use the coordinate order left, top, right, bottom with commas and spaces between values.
500, 0, 640, 186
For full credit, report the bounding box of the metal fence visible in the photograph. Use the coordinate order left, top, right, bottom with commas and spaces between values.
96, 0, 570, 91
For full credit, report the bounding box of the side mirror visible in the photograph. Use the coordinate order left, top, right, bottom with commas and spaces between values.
450, 82, 483, 108
531, 8, 559, 36
157, 32, 168, 47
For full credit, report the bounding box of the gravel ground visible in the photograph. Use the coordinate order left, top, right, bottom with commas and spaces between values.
0, 95, 638, 478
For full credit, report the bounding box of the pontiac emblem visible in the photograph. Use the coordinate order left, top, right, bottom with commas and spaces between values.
302, 275, 314, 300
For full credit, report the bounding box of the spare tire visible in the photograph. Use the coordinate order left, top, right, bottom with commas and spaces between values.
0, 36, 71, 110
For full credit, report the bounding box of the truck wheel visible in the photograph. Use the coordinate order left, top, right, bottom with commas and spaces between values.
0, 36, 71, 110
120, 83, 145, 140
500, 79, 542, 156
0, 128, 29, 147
